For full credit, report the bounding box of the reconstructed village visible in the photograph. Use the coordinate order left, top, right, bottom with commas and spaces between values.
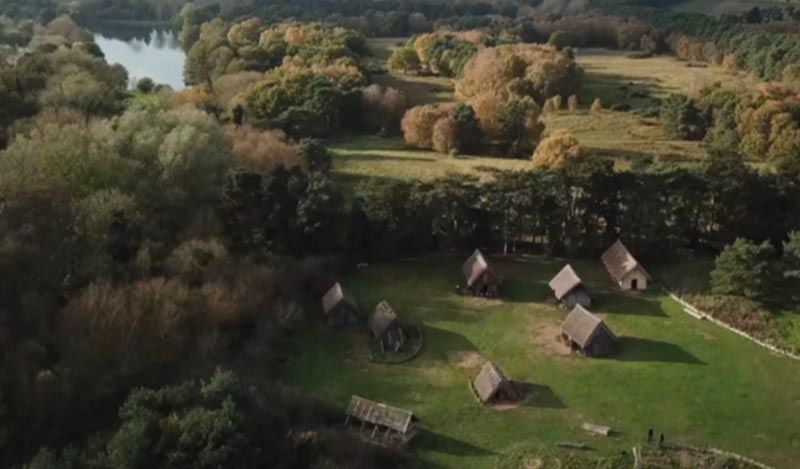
2, 0, 800, 468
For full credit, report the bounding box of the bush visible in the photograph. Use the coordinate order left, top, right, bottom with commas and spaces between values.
401, 104, 451, 149
532, 131, 588, 168
432, 117, 459, 154
548, 30, 577, 50
456, 44, 583, 104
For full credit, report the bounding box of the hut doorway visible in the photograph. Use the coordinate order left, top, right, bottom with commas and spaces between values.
631, 278, 638, 290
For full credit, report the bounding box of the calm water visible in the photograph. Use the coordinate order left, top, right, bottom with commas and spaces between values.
92, 26, 186, 90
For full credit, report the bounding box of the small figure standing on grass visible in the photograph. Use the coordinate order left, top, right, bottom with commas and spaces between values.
591, 97, 603, 113
648, 428, 653, 443
659, 433, 665, 446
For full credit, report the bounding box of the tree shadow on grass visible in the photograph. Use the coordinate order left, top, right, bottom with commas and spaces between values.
594, 292, 668, 317
422, 325, 479, 362
415, 429, 496, 457
502, 278, 554, 304
340, 153, 437, 163
514, 382, 567, 409
612, 337, 706, 365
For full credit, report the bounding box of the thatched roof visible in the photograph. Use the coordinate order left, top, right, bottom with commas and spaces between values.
346, 395, 415, 434
462, 249, 494, 287
561, 305, 616, 348
322, 282, 357, 315
472, 361, 513, 403
370, 301, 398, 338
548, 264, 585, 300
601, 240, 651, 282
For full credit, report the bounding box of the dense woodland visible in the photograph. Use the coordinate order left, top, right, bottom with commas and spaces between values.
2, 0, 800, 467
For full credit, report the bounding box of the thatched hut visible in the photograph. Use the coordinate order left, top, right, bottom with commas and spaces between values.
462, 249, 500, 297
548, 264, 592, 309
601, 239, 651, 291
321, 282, 358, 327
472, 361, 518, 404
369, 301, 406, 352
345, 395, 418, 446
561, 304, 617, 357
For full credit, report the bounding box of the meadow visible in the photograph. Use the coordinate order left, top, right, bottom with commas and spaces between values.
340, 41, 761, 180
284, 256, 800, 469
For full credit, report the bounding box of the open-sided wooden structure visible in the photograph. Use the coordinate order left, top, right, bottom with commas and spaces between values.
369, 301, 406, 352
345, 395, 419, 446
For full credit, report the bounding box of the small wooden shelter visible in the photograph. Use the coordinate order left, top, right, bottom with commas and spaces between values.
472, 361, 518, 404
321, 282, 358, 327
462, 249, 500, 297
369, 301, 406, 352
601, 239, 651, 291
548, 264, 592, 309
345, 395, 419, 446
561, 304, 617, 357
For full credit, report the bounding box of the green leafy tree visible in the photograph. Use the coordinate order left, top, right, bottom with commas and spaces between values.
106, 370, 257, 469
711, 238, 774, 299
548, 31, 577, 50
299, 139, 332, 173
660, 94, 710, 141
450, 103, 482, 154
387, 47, 420, 74
136, 77, 155, 94
499, 95, 544, 158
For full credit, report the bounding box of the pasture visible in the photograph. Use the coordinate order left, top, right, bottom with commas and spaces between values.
329, 136, 537, 181
284, 256, 800, 469
354, 41, 762, 176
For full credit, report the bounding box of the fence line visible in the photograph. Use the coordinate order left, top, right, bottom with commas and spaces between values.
634, 443, 776, 469
665, 289, 800, 362
707, 447, 775, 469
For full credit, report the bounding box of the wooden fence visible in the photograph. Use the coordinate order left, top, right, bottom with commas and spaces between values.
632, 444, 775, 469
666, 290, 800, 362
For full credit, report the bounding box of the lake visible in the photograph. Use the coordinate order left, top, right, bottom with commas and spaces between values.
90, 24, 186, 90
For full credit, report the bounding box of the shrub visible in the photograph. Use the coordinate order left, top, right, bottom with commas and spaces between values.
532, 130, 588, 168
360, 84, 407, 134
548, 30, 577, 50
225, 125, 301, 173
456, 44, 583, 104
432, 117, 459, 154
401, 104, 451, 148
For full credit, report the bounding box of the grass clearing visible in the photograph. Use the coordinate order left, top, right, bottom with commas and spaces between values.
284, 256, 800, 469
347, 45, 760, 176
367, 37, 456, 106
329, 136, 537, 181
668, 0, 800, 15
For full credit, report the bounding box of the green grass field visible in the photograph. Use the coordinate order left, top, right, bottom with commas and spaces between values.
284, 256, 800, 469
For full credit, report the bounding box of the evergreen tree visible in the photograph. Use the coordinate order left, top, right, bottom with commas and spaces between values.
711, 238, 774, 299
